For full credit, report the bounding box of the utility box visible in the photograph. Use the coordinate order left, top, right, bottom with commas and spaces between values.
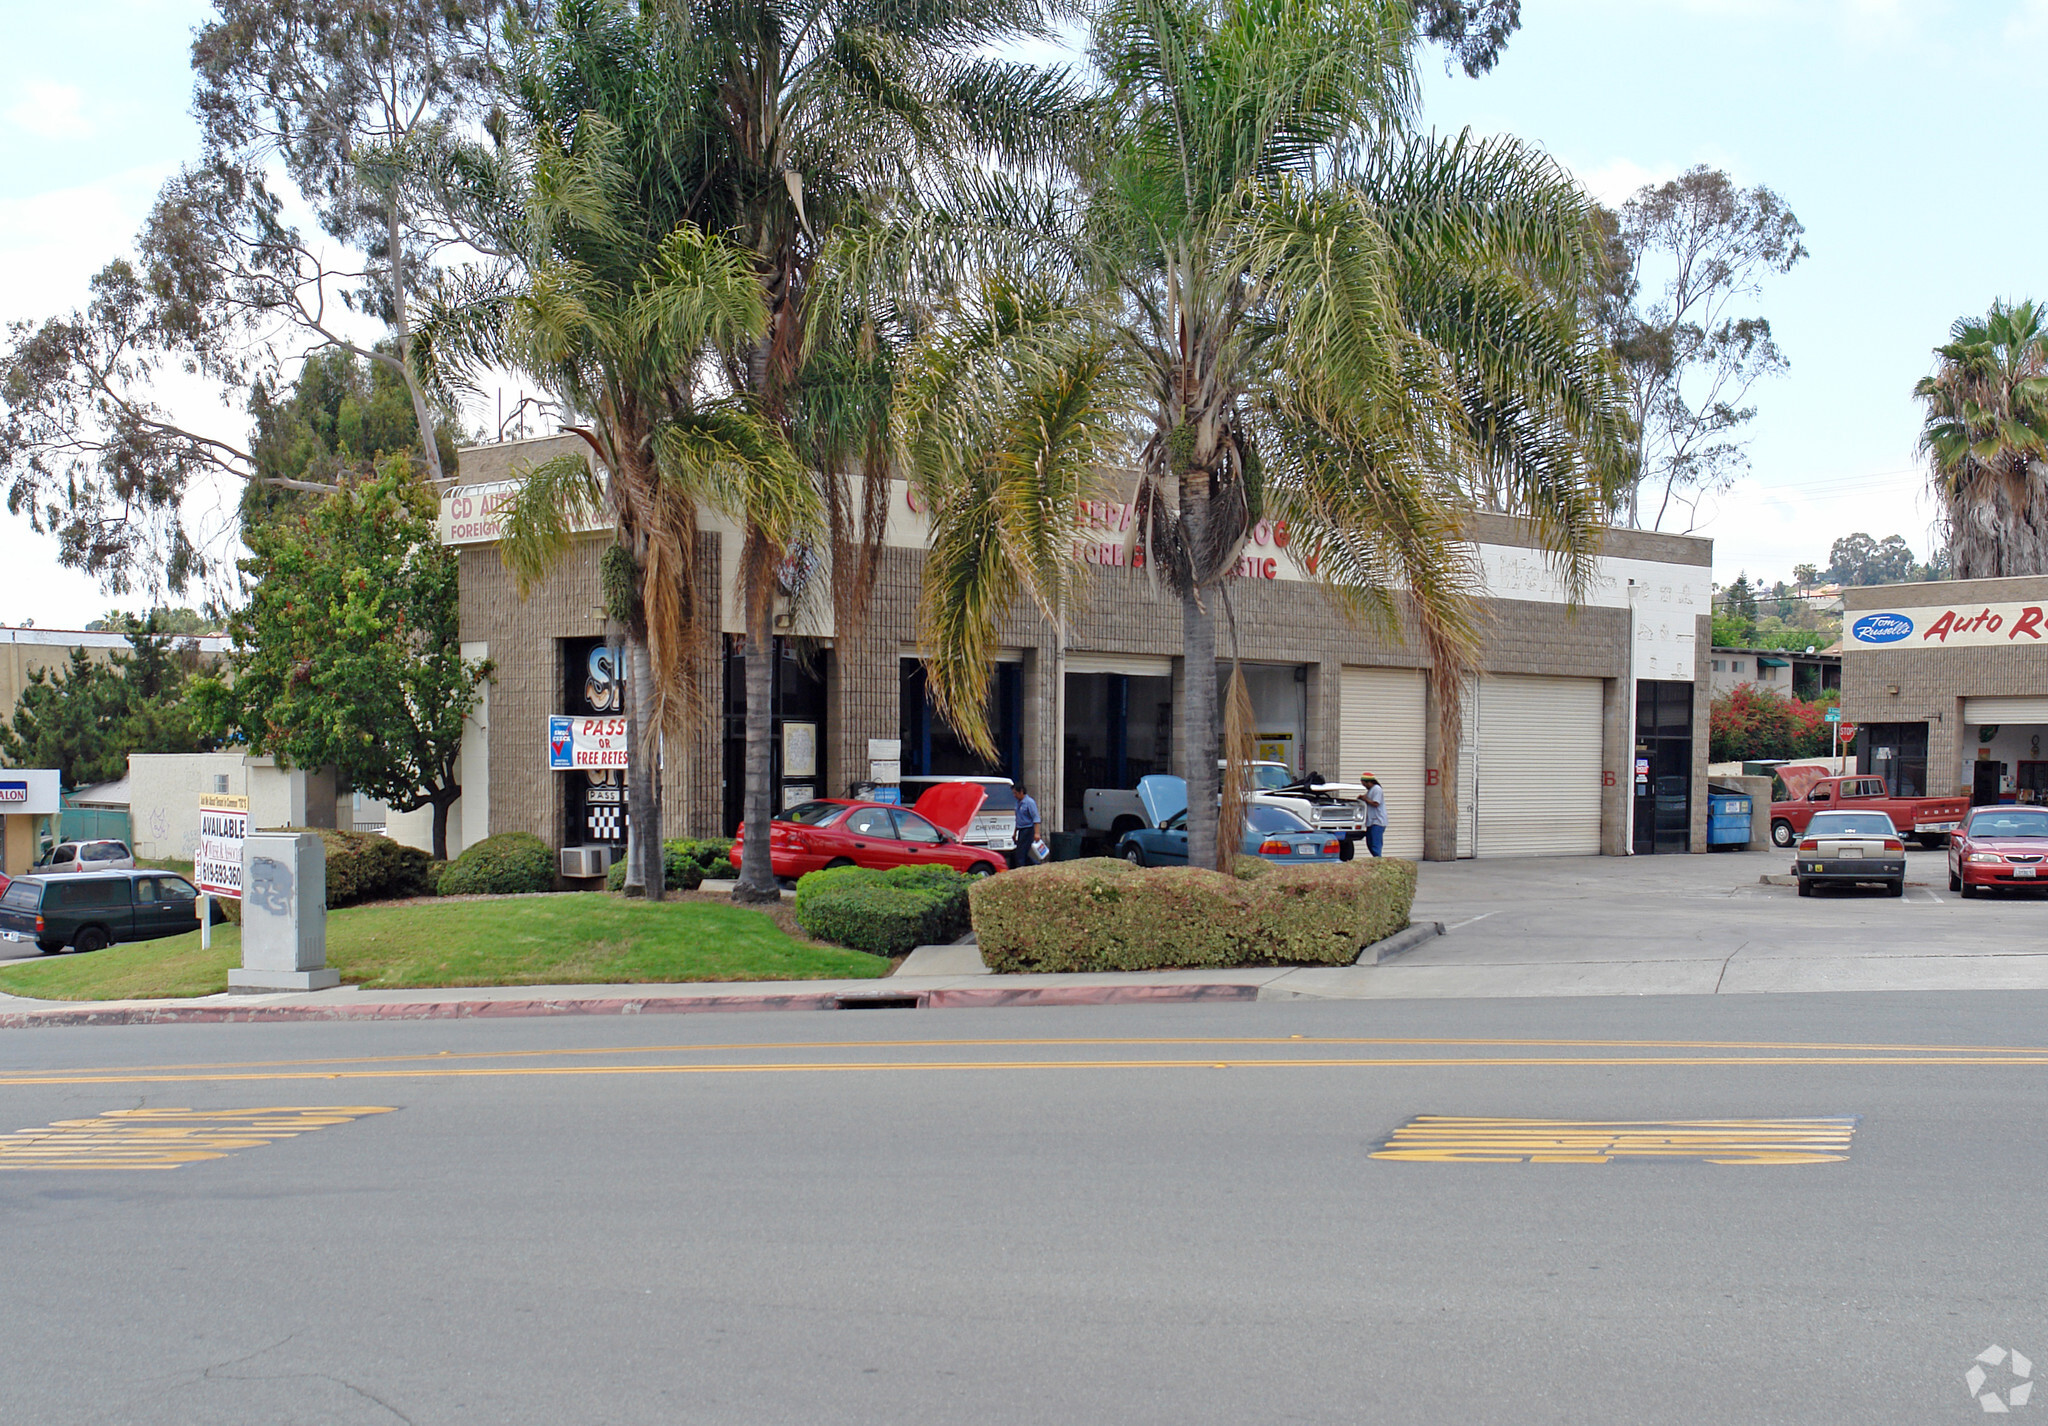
227, 832, 338, 992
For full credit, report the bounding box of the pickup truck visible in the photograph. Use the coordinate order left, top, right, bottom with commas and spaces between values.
1085, 761, 1369, 842
1768, 775, 1969, 849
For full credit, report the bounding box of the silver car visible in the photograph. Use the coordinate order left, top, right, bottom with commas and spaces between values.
36, 840, 136, 874
1794, 812, 1905, 898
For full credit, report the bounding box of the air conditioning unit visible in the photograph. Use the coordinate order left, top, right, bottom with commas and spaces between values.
559, 844, 613, 879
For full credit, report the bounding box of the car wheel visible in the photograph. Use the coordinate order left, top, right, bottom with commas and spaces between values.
72, 926, 109, 954
965, 862, 995, 878
1950, 871, 1962, 892
1796, 878, 1812, 897
1771, 820, 1796, 848
1887, 878, 1904, 898
1122, 844, 1146, 867
825, 858, 857, 870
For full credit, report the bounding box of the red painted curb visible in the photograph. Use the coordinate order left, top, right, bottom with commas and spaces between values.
0, 981, 1259, 1030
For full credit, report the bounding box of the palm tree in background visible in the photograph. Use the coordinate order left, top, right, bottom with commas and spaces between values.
906, 0, 1625, 870
422, 4, 812, 898
1917, 300, 2048, 579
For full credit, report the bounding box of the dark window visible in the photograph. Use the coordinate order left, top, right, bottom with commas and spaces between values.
1633, 680, 1695, 854
1858, 722, 1929, 798
64, 879, 130, 909
1807, 813, 1897, 837
1970, 810, 2048, 838
723, 635, 829, 834
1246, 805, 1310, 834
135, 878, 160, 904
51, 847, 75, 865
159, 877, 198, 903
892, 811, 943, 844
842, 808, 896, 838
2, 881, 40, 909
780, 802, 846, 827
562, 636, 629, 849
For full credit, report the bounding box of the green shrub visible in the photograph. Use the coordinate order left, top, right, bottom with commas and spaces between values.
791, 863, 972, 957
604, 841, 712, 892
436, 832, 556, 897
971, 856, 1417, 973
275, 827, 410, 908
391, 844, 439, 898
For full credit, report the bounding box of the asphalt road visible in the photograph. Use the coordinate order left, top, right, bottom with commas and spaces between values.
4, 994, 2047, 1425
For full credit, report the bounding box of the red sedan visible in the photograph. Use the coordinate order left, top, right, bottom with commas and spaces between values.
729, 784, 1007, 881
1948, 805, 2048, 897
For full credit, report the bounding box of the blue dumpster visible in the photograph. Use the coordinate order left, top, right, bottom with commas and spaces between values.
1707, 788, 1753, 848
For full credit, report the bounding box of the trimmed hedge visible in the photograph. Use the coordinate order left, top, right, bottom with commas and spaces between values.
971, 856, 1417, 973
791, 863, 973, 957
604, 839, 719, 892
436, 832, 556, 897
274, 827, 438, 907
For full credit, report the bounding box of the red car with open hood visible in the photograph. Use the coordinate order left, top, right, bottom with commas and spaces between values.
729, 782, 1007, 880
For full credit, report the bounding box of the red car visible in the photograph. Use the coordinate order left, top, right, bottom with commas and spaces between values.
1948, 805, 2048, 897
729, 783, 1007, 881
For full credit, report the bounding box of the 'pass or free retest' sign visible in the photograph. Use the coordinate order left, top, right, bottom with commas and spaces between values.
548, 716, 630, 770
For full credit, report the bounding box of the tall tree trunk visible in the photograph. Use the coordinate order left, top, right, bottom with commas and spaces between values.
385, 197, 445, 486
1180, 473, 1220, 871
430, 787, 454, 862
625, 632, 663, 900
733, 579, 779, 904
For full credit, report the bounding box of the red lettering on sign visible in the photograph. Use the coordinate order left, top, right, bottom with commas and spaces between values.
2012, 606, 2045, 642
1602, 771, 1616, 787
1274, 520, 1290, 549
1425, 768, 1440, 787
1924, 610, 1956, 642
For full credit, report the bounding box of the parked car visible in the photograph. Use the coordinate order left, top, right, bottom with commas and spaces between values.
1947, 805, 2048, 898
1116, 794, 1344, 867
0, 870, 219, 953
894, 775, 1020, 853
34, 839, 136, 873
1792, 811, 1906, 898
1769, 775, 1967, 849
1086, 762, 1368, 843
728, 784, 1007, 881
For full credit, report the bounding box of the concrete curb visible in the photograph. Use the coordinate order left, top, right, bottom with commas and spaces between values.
1358, 921, 1445, 965
1759, 874, 1798, 886
0, 981, 1259, 1030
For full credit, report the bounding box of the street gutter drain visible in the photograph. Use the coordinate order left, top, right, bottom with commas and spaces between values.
831, 994, 926, 1010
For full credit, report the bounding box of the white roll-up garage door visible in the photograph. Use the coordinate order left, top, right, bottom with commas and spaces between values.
1459, 674, 1604, 858
1963, 696, 2048, 724
1340, 666, 1426, 859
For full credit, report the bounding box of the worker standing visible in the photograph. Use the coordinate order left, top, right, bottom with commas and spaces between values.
1360, 773, 1385, 858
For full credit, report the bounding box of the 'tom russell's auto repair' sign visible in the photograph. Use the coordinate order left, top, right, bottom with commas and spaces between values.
1848, 602, 2048, 650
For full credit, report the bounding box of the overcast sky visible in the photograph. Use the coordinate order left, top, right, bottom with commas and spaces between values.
2, 0, 2042, 626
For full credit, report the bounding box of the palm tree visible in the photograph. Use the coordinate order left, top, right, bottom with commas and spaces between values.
907, 0, 1624, 869
1916, 300, 2048, 579
658, 0, 1084, 902
421, 4, 809, 898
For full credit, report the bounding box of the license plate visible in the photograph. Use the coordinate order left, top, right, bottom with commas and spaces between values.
1917, 822, 1960, 833
1, 931, 29, 943
2017, 867, 2038, 879
1837, 847, 1862, 859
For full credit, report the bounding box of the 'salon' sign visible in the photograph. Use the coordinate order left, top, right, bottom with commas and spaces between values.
1846, 602, 2048, 650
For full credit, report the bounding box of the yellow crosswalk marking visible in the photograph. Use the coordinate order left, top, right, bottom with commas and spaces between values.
0, 1106, 394, 1171
1370, 1115, 1859, 1165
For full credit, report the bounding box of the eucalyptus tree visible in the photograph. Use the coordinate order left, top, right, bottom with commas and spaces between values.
423, 1, 810, 896
1916, 300, 2048, 579
905, 0, 1625, 870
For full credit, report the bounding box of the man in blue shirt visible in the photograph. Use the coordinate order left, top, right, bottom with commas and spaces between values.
1360, 773, 1386, 858
1010, 783, 1041, 869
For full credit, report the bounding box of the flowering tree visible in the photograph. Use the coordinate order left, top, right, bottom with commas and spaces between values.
1710, 686, 1851, 764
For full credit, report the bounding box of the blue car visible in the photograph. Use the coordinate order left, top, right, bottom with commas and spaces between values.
1116, 802, 1343, 867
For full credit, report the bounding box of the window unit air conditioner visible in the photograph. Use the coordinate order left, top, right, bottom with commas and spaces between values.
559, 845, 613, 879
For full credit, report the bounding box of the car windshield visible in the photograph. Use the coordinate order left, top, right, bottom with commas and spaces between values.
1807, 813, 1897, 837
1247, 766, 1295, 791
1245, 805, 1311, 834
1, 880, 37, 909
1970, 810, 2048, 839
779, 802, 847, 826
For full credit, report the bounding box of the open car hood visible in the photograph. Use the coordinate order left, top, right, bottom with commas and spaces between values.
910, 781, 987, 837
1136, 774, 1188, 829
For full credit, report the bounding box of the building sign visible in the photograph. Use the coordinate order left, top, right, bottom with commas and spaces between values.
0, 782, 24, 804
547, 715, 630, 769
196, 794, 249, 899
439, 479, 611, 546
1846, 602, 2048, 650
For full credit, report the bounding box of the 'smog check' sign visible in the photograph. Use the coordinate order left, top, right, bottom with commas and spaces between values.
548, 716, 630, 770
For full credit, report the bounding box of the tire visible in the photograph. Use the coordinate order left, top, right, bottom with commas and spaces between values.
825, 858, 857, 870
1771, 820, 1796, 848
1796, 878, 1812, 897
1887, 878, 1905, 898
72, 926, 109, 954
965, 861, 995, 878
36, 941, 60, 955
1960, 882, 1978, 899
1122, 844, 1146, 867
1950, 871, 1962, 891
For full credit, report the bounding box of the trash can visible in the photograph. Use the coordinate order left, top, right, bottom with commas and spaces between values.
1049, 832, 1085, 863
1707, 787, 1753, 849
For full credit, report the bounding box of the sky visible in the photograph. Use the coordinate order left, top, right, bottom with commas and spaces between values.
2, 0, 2044, 626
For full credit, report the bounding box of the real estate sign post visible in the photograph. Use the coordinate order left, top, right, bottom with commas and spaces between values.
196, 793, 249, 949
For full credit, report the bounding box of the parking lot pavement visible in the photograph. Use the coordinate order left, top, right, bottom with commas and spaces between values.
1382, 844, 2048, 997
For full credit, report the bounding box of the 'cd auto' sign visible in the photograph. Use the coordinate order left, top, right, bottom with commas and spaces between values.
1846, 601, 2048, 650
548, 715, 630, 769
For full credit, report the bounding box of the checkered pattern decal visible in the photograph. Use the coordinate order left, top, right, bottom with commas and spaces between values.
585, 804, 625, 842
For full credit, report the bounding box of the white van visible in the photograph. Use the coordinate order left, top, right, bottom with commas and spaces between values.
893, 776, 1021, 852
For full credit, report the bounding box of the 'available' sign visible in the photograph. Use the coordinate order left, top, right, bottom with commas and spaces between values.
1847, 602, 2048, 650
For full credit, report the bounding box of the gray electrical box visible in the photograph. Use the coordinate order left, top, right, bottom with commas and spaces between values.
227, 832, 338, 992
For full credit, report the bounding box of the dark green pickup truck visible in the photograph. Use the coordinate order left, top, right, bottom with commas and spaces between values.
0, 871, 217, 954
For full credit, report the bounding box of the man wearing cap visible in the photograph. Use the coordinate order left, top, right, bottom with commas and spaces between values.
1359, 773, 1386, 858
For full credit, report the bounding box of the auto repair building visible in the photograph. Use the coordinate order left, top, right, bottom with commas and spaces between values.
1842, 576, 2048, 803
415, 435, 1715, 864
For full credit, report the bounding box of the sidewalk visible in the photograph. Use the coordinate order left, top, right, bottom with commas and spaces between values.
7, 847, 2048, 1027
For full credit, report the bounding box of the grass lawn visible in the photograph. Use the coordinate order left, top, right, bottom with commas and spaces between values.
0, 894, 888, 1001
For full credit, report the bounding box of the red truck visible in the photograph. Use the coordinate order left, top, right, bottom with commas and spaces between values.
1769, 774, 1970, 848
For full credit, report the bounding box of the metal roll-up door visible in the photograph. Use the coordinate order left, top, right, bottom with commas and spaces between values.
1340, 666, 1426, 858
1456, 677, 1477, 857
1963, 696, 2048, 724
1472, 674, 1603, 857
1064, 652, 1175, 677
